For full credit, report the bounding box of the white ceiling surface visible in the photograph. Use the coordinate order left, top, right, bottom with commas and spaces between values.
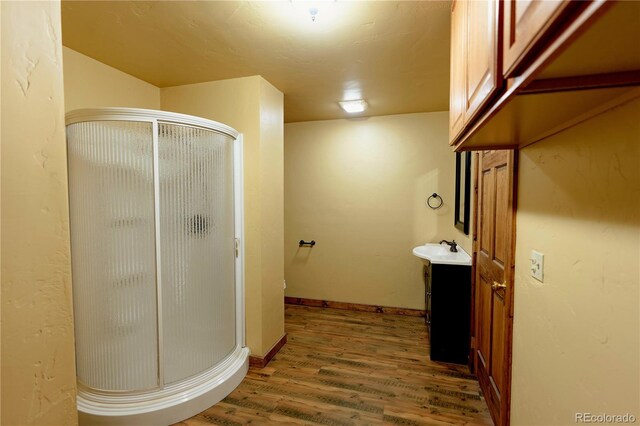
61, 1, 452, 123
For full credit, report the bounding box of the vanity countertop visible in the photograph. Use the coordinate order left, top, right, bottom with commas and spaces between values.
412, 243, 471, 266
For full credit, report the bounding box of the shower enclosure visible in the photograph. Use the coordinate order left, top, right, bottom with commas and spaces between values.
65, 108, 248, 425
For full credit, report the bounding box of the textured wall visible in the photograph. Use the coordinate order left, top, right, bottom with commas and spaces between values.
1, 2, 78, 425
161, 77, 285, 357
284, 112, 471, 309
511, 98, 640, 424
63, 46, 160, 111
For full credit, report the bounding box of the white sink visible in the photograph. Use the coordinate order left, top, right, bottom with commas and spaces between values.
412, 243, 471, 266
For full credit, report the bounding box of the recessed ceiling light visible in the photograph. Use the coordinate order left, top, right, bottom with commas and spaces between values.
338, 99, 367, 113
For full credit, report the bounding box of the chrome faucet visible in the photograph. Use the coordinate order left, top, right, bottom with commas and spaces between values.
439, 239, 458, 252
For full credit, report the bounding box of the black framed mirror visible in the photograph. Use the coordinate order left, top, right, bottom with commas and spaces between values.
455, 151, 471, 235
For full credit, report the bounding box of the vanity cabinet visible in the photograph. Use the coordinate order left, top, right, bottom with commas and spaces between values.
423, 260, 471, 364
449, 0, 640, 150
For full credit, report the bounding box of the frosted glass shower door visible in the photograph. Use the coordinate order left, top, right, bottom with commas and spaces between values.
67, 121, 159, 392
158, 123, 237, 384
67, 109, 247, 425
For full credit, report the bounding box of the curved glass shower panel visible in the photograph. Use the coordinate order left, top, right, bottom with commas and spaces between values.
158, 123, 237, 384
67, 121, 159, 391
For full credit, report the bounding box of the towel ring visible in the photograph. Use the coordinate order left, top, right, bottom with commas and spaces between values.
426, 193, 443, 209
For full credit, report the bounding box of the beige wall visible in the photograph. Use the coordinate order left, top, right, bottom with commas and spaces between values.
1, 2, 78, 425
284, 112, 470, 310
258, 79, 286, 350
511, 98, 640, 424
161, 77, 285, 356
63, 47, 160, 111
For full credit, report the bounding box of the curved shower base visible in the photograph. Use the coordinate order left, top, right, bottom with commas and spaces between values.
78, 347, 248, 425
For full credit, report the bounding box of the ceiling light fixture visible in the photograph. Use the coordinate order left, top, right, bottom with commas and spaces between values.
291, 0, 336, 23
338, 99, 368, 113
308, 6, 319, 22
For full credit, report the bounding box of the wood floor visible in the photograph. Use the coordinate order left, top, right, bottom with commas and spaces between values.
175, 304, 492, 426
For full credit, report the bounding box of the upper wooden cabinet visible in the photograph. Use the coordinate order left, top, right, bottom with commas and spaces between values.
449, 0, 466, 141
502, 0, 574, 77
449, 0, 640, 150
449, 0, 501, 143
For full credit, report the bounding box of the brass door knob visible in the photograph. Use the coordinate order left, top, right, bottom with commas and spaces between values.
492, 281, 507, 290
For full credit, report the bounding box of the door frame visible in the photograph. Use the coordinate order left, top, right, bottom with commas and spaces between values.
234, 135, 246, 349
470, 150, 518, 426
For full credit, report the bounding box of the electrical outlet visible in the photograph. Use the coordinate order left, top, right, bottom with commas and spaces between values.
283, 280, 287, 290
530, 250, 544, 282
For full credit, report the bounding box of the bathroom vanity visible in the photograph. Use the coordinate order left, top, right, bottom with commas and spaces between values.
413, 244, 471, 364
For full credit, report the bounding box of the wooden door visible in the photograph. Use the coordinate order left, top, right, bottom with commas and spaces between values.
475, 150, 516, 426
502, 0, 575, 77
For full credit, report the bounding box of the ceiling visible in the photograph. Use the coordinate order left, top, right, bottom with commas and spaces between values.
61, 1, 451, 123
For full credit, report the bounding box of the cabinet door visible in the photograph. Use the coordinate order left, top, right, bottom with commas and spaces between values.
449, 0, 466, 143
465, 0, 501, 125
502, 0, 573, 77
449, 0, 501, 145
424, 264, 432, 326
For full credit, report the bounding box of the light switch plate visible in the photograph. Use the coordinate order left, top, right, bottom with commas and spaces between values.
530, 250, 544, 282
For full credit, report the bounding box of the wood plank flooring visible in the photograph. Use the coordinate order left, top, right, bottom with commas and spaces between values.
174, 304, 492, 425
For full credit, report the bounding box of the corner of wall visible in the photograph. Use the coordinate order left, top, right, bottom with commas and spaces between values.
62, 46, 160, 111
